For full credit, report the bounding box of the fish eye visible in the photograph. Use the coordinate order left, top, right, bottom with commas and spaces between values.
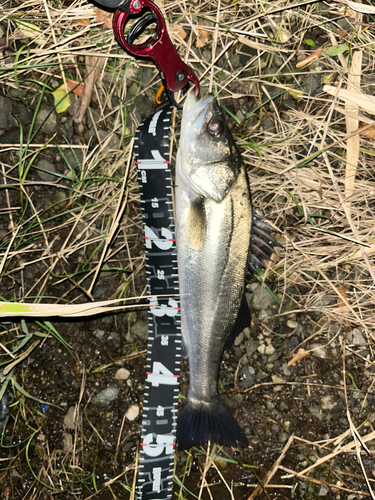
207, 119, 223, 137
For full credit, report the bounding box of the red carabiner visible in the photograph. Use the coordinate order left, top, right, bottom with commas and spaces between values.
113, 1, 199, 96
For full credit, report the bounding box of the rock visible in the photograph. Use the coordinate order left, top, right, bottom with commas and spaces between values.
234, 331, 244, 346
257, 343, 265, 354
0, 128, 20, 144
131, 320, 148, 340
124, 311, 137, 324
52, 191, 67, 211
349, 328, 366, 345
309, 343, 326, 358
93, 386, 120, 407
35, 107, 58, 134
0, 95, 12, 128
250, 284, 274, 310
287, 320, 298, 329
244, 339, 259, 356
98, 129, 121, 150
318, 485, 329, 496
272, 375, 285, 385
63, 432, 73, 452
262, 116, 276, 134
264, 344, 275, 355
125, 404, 139, 421
321, 395, 336, 410
238, 366, 255, 389
36, 159, 57, 182
63, 406, 76, 430
288, 336, 299, 348
115, 368, 130, 380
94, 328, 105, 339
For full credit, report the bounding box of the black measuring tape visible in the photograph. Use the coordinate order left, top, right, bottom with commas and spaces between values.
134, 102, 181, 499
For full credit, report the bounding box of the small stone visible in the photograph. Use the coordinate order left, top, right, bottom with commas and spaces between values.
131, 320, 148, 340
264, 344, 275, 355
0, 96, 13, 128
98, 129, 121, 150
350, 328, 366, 346
318, 485, 329, 496
125, 404, 140, 421
128, 82, 139, 96
257, 343, 265, 354
63, 406, 76, 430
94, 328, 105, 339
286, 320, 298, 329
234, 331, 244, 346
244, 339, 259, 356
238, 366, 255, 389
272, 375, 285, 385
63, 433, 73, 452
35, 107, 58, 134
36, 159, 57, 182
248, 285, 274, 310
52, 191, 67, 210
124, 311, 137, 324
115, 368, 130, 380
93, 386, 120, 407
321, 395, 336, 410
309, 344, 326, 358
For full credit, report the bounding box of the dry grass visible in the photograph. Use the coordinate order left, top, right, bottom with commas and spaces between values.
1, 0, 375, 498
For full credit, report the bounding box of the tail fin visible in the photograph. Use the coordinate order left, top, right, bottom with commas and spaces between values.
177, 396, 248, 450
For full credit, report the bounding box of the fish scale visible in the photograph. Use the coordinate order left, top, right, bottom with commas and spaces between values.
134, 102, 181, 500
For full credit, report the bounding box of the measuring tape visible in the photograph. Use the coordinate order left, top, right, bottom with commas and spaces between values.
134, 102, 181, 499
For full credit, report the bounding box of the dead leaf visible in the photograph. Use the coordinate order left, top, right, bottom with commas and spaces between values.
296, 46, 323, 69
324, 85, 375, 116
287, 348, 309, 367
71, 18, 91, 27
94, 7, 113, 30
359, 125, 375, 140
195, 21, 211, 48
73, 55, 106, 124
66, 78, 84, 98
170, 23, 187, 41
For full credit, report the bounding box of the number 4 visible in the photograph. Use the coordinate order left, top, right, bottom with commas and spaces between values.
146, 362, 178, 387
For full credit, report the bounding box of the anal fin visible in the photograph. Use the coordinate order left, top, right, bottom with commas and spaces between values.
224, 294, 251, 351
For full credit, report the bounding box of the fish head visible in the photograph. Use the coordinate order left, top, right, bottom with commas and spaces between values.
177, 93, 242, 202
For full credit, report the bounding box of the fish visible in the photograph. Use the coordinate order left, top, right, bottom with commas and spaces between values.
175, 93, 279, 450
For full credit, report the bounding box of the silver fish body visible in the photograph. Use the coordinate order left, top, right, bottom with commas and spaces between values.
175, 93, 252, 449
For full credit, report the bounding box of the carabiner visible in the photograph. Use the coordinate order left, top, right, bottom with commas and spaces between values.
113, 0, 200, 97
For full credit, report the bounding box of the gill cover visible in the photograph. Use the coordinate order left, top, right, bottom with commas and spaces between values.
177, 93, 242, 202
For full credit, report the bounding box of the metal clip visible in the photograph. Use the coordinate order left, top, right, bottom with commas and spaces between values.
112, 0, 199, 97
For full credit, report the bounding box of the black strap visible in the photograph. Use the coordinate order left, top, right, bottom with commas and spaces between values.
134, 103, 181, 499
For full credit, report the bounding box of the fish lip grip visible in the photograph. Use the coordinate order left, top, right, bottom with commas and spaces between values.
113, 1, 200, 96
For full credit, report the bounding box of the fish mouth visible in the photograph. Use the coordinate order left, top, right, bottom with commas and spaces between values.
183, 92, 215, 128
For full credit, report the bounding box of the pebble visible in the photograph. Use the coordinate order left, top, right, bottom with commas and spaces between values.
257, 343, 265, 354
0, 95, 12, 128
264, 344, 275, 355
286, 320, 298, 329
94, 328, 105, 339
93, 386, 120, 407
115, 368, 130, 380
35, 107, 57, 134
63, 432, 73, 452
250, 284, 274, 310
309, 344, 326, 358
244, 339, 259, 356
349, 328, 366, 345
36, 159, 57, 182
321, 395, 336, 410
238, 366, 255, 389
125, 404, 140, 421
63, 406, 76, 430
131, 320, 148, 340
98, 129, 121, 150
